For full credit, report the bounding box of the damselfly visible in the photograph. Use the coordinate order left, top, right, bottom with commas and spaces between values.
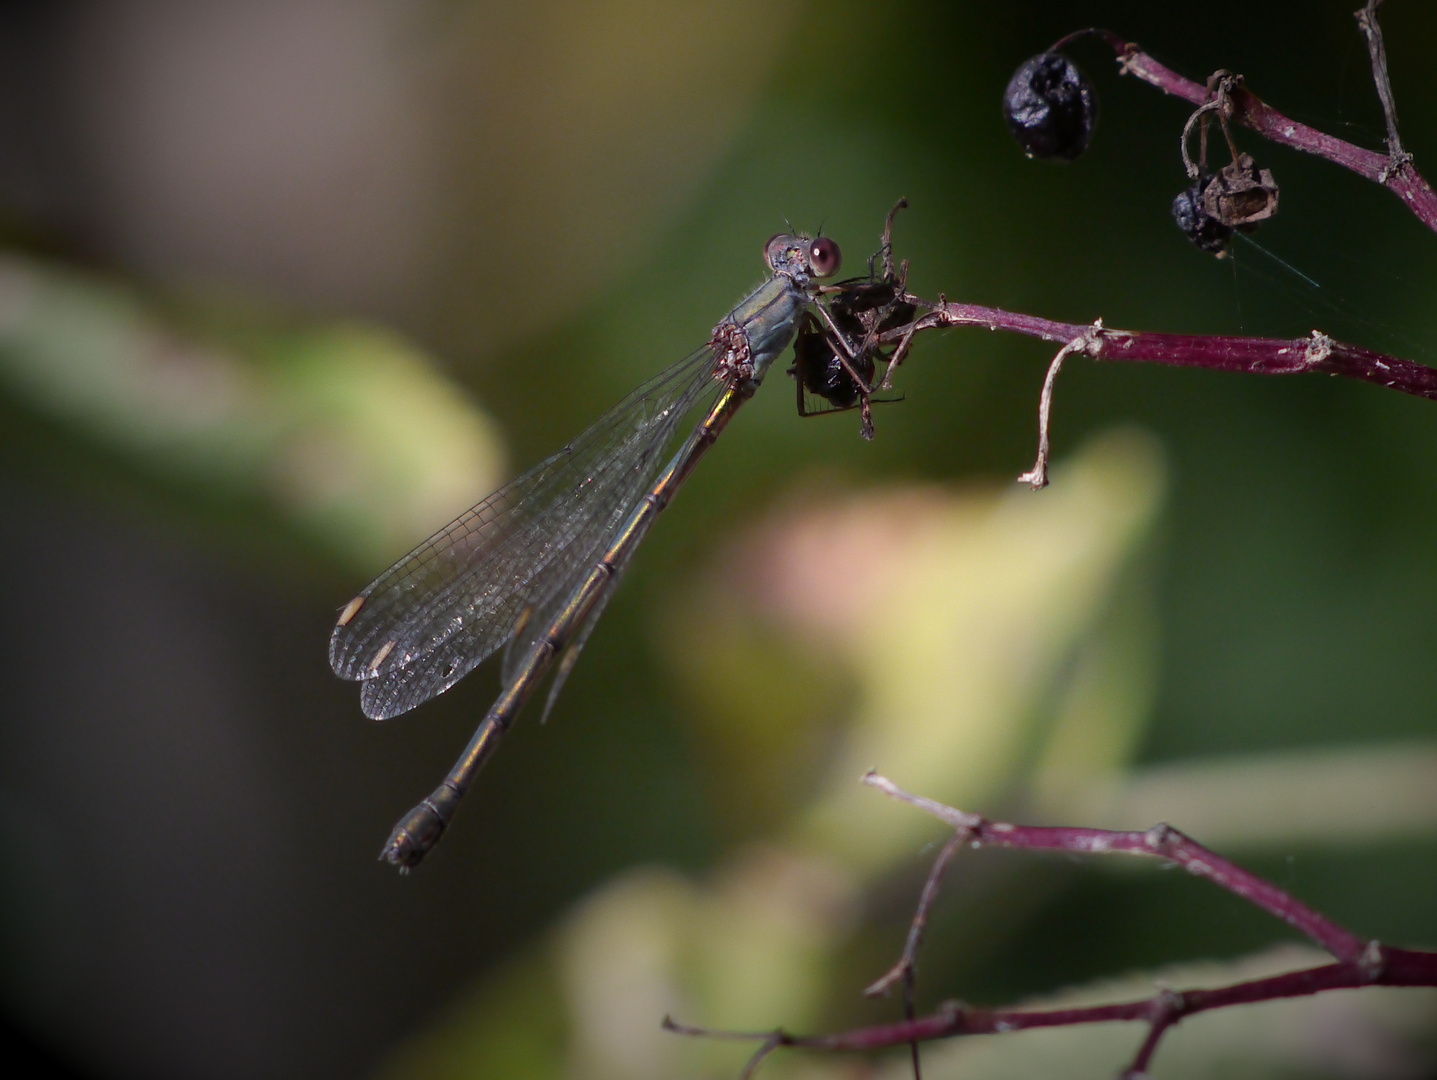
331, 230, 870, 870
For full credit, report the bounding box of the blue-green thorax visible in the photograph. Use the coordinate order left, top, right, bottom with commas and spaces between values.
711, 231, 840, 383
723, 273, 810, 382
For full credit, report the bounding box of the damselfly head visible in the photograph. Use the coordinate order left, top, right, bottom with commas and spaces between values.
765, 234, 843, 282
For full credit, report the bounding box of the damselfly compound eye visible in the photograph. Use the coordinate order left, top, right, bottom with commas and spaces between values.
808, 237, 842, 277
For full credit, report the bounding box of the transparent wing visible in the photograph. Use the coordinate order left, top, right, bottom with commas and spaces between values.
330, 344, 722, 720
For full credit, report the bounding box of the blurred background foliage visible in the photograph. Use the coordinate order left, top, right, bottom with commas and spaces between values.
0, 1, 1434, 1078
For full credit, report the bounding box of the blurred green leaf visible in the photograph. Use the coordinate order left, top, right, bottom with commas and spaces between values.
0, 253, 505, 570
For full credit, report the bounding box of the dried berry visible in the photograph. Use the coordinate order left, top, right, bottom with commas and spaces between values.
1203, 153, 1279, 228
1003, 52, 1098, 161
1173, 176, 1233, 254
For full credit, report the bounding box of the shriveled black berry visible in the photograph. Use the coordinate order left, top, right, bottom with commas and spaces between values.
793, 324, 873, 410
1003, 52, 1097, 161
787, 280, 914, 415
1173, 177, 1233, 254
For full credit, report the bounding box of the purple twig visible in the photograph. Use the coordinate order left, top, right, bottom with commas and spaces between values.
865, 829, 967, 999
874, 296, 1437, 484
887, 299, 1437, 399
861, 772, 1370, 961
862, 826, 965, 1080
667, 952, 1436, 1053
665, 775, 1437, 1077
1075, 29, 1437, 231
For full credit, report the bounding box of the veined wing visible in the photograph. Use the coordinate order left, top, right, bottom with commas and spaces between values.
498, 418, 662, 724
329, 344, 723, 719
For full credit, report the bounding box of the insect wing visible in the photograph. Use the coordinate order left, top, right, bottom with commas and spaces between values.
505, 445, 658, 725
330, 345, 721, 719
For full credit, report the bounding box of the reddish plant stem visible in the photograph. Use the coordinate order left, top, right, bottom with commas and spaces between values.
885, 300, 1437, 402
863, 828, 964, 1080
667, 947, 1437, 1057
664, 775, 1437, 1073
1076, 30, 1437, 232
865, 829, 966, 998
861, 772, 1370, 961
